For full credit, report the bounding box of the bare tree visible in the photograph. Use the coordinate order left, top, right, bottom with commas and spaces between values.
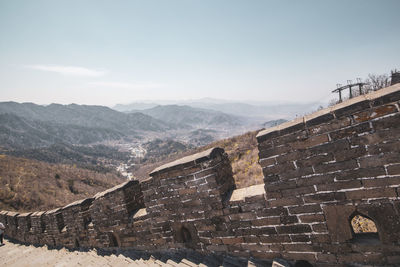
364, 73, 391, 92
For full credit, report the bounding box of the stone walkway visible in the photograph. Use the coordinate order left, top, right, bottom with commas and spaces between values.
0, 239, 271, 266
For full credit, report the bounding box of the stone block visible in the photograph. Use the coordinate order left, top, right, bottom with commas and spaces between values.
353, 104, 398, 123
276, 224, 312, 234
314, 160, 358, 174
288, 204, 322, 215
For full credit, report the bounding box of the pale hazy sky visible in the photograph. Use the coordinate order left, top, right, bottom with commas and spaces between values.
0, 0, 399, 106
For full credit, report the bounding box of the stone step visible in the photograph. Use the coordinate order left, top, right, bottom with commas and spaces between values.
180, 258, 199, 267
167, 259, 182, 266
0, 239, 277, 267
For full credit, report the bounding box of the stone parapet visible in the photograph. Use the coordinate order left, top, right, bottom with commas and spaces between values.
256, 83, 400, 264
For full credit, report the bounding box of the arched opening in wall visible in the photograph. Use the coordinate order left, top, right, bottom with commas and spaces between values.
55, 213, 65, 233
14, 217, 18, 230
180, 226, 192, 243
74, 238, 80, 248
108, 232, 121, 248
40, 218, 46, 233
26, 217, 32, 232
83, 216, 92, 230
350, 213, 379, 243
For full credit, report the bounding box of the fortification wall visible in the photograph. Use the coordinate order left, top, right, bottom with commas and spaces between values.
255, 84, 400, 265
1, 83, 400, 266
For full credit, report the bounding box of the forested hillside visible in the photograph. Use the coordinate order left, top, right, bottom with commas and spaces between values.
0, 154, 125, 212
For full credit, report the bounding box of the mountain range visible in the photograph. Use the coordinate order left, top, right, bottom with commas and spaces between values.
0, 101, 270, 150
0, 102, 169, 135
113, 98, 321, 120
128, 105, 244, 129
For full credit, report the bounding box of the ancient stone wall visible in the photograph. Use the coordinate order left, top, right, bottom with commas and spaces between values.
255, 83, 400, 265
1, 83, 400, 266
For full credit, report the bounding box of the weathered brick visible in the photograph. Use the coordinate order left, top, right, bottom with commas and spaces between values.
221, 237, 243, 245
290, 134, 330, 150
314, 160, 358, 174
359, 153, 400, 168
351, 127, 400, 147
276, 151, 302, 164
263, 161, 296, 175
276, 224, 312, 234
250, 251, 281, 260
290, 234, 310, 243
329, 122, 371, 140
372, 90, 400, 106
240, 202, 265, 212
297, 154, 334, 168
281, 186, 315, 197
345, 188, 397, 199
353, 104, 398, 122
265, 180, 297, 192
279, 167, 314, 180
317, 180, 362, 192
372, 112, 400, 130
259, 234, 291, 244
280, 215, 298, 225
252, 227, 277, 235
259, 157, 277, 168
306, 113, 335, 128
267, 197, 303, 208
284, 244, 321, 252
274, 130, 308, 146
333, 146, 366, 162
259, 145, 292, 159
251, 217, 280, 226
243, 236, 260, 243
229, 212, 257, 221
288, 204, 322, 214
303, 192, 345, 204
299, 214, 325, 223
308, 116, 351, 135
333, 100, 371, 118
296, 174, 335, 187
387, 164, 400, 175
308, 139, 349, 155
334, 167, 385, 180
368, 139, 400, 154
279, 122, 306, 136
362, 176, 400, 187
241, 243, 269, 251
263, 173, 280, 183
256, 207, 288, 217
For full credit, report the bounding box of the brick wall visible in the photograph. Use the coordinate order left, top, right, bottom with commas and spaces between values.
1, 83, 400, 266
256, 83, 400, 265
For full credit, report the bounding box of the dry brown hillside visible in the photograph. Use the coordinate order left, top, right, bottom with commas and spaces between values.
0, 154, 125, 212
130, 130, 264, 189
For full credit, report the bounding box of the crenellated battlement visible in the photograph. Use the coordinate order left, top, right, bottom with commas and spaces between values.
1, 83, 400, 266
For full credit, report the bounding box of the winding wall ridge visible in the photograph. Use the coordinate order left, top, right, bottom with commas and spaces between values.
1, 83, 400, 266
